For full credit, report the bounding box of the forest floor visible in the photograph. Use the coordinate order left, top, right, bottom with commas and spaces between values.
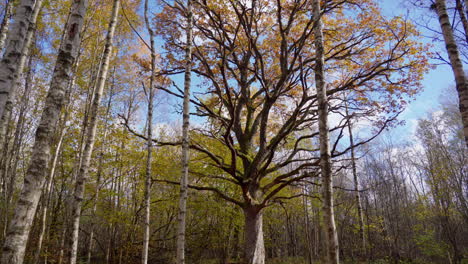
202, 258, 460, 264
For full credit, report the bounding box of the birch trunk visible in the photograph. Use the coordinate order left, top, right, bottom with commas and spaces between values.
435, 0, 468, 147
57, 220, 67, 264
33, 69, 77, 264
456, 0, 468, 43
0, 104, 12, 203
33, 120, 65, 264
86, 73, 114, 264
302, 186, 314, 264
345, 102, 366, 257
176, 1, 193, 263
0, 53, 34, 240
0, 0, 87, 262
0, 0, 43, 166
142, 0, 155, 262
465, 0, 468, 20
1, 0, 42, 231
0, 0, 35, 120
5, 54, 33, 198
0, 0, 13, 52
243, 206, 265, 264
313, 0, 339, 263
68, 0, 119, 262
2, 0, 43, 118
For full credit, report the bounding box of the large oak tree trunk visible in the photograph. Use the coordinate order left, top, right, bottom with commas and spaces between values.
313, 0, 339, 263
0, 1, 87, 263
435, 0, 468, 146
176, 0, 193, 263
68, 0, 119, 262
243, 206, 265, 264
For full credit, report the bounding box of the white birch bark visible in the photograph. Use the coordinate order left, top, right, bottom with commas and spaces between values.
32, 121, 65, 264
435, 0, 468, 147
0, 0, 87, 263
177, 0, 193, 263
345, 101, 366, 257
33, 68, 77, 264
0, 53, 34, 242
0, 0, 43, 225
86, 75, 114, 264
456, 0, 468, 43
0, 0, 35, 120
312, 0, 339, 263
0, 0, 43, 166
142, 0, 155, 262
0, 0, 13, 52
465, 0, 468, 18
68, 0, 119, 262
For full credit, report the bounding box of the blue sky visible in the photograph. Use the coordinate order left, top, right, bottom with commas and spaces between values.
378, 0, 456, 140
151, 0, 458, 143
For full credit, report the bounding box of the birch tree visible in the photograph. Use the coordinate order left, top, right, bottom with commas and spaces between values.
455, 0, 468, 43
68, 0, 120, 262
0, 0, 43, 164
176, 0, 192, 263
0, 0, 43, 225
0, 0, 88, 262
434, 0, 468, 146
0, 0, 13, 52
312, 0, 339, 262
86, 74, 114, 264
345, 99, 366, 258
142, 0, 155, 262
0, 0, 35, 121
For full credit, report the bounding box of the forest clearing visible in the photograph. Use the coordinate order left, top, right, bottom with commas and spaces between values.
0, 0, 466, 263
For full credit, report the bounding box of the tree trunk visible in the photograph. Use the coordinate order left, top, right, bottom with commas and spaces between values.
243, 206, 265, 264
465, 0, 468, 22
68, 0, 119, 263
33, 120, 66, 264
345, 100, 366, 257
313, 0, 339, 263
456, 0, 468, 43
176, 0, 193, 263
0, 0, 43, 169
0, 0, 35, 121
0, 0, 87, 263
435, 0, 468, 146
0, 101, 13, 240
0, 0, 42, 234
57, 221, 67, 264
302, 186, 314, 264
87, 72, 114, 264
4, 54, 33, 203
0, 0, 13, 52
34, 69, 77, 264
142, 0, 155, 262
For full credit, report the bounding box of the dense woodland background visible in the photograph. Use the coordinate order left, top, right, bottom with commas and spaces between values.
0, 0, 466, 264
